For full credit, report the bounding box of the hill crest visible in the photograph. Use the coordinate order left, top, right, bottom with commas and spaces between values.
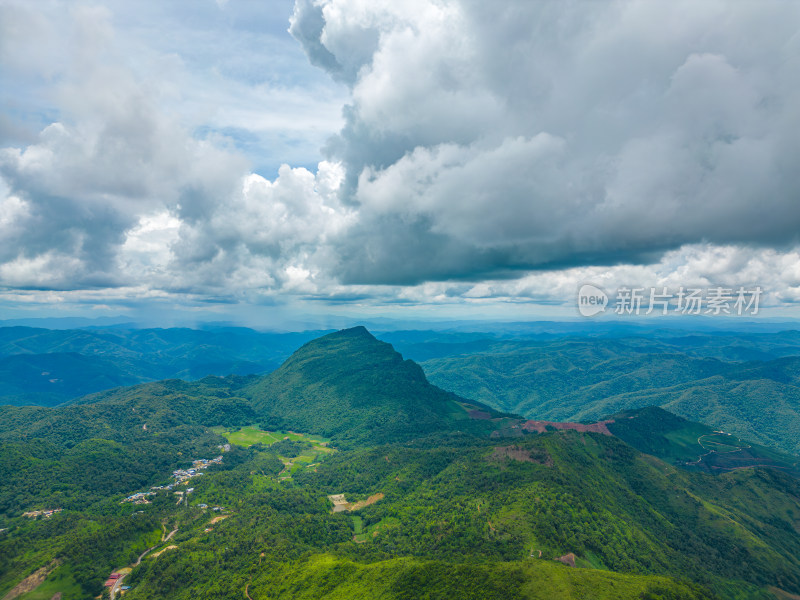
243, 327, 497, 445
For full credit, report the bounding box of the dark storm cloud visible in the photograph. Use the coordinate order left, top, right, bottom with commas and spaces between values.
292, 0, 800, 284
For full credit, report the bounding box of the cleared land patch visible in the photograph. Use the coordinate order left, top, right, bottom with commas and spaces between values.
328, 493, 385, 513
351, 515, 400, 543
150, 546, 177, 559
214, 426, 334, 480
214, 426, 330, 449
2, 562, 59, 600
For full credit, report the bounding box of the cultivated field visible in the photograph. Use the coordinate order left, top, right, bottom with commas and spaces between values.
212, 426, 334, 480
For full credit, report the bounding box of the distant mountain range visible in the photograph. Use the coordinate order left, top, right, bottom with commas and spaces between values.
4, 323, 800, 458
4, 323, 800, 459
401, 333, 800, 455
0, 326, 328, 406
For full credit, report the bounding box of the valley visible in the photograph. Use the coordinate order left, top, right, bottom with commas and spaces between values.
0, 326, 799, 599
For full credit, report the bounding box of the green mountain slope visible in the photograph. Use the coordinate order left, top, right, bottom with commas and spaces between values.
232, 554, 714, 600
0, 326, 325, 406
417, 338, 800, 454
568, 374, 800, 455
2, 328, 800, 599
0, 377, 256, 516
243, 326, 502, 447
120, 428, 800, 600
601, 406, 800, 475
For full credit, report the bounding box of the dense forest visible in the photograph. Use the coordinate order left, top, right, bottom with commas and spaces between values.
405, 332, 800, 454
1, 327, 799, 599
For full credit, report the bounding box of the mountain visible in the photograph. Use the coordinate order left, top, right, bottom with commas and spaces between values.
414, 336, 800, 454
0, 352, 148, 406
243, 326, 507, 447
7, 322, 800, 460
0, 326, 327, 406
1, 327, 800, 599
0, 327, 499, 514
592, 406, 800, 476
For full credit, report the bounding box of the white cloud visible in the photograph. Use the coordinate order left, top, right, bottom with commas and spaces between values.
293, 0, 800, 284
166, 161, 352, 294
3, 0, 800, 318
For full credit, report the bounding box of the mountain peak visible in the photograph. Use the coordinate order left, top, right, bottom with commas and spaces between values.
334, 325, 373, 338
288, 325, 413, 377
313, 325, 381, 347
244, 328, 467, 445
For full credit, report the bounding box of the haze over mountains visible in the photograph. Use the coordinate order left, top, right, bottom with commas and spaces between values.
0, 327, 326, 406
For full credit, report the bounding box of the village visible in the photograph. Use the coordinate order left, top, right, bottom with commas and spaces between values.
21, 508, 62, 519
121, 448, 226, 505
100, 447, 231, 597
14, 442, 237, 598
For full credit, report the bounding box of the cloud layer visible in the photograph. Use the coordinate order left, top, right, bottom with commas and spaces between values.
293, 0, 800, 284
2, 0, 800, 315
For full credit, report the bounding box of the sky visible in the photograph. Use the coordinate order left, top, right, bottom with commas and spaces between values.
1, 0, 800, 327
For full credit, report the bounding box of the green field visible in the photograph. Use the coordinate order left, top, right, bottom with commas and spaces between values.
351, 515, 400, 543
17, 565, 82, 600
213, 425, 330, 449
213, 426, 334, 480
352, 516, 365, 542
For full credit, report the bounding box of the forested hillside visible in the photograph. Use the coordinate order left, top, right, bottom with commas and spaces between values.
0, 327, 325, 406
1, 328, 799, 599
243, 326, 505, 447
412, 335, 800, 454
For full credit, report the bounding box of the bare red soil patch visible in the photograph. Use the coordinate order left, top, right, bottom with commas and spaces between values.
522, 420, 614, 435
555, 553, 576, 567
468, 410, 492, 420
489, 445, 553, 466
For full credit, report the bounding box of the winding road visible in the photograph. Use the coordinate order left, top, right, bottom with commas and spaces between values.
109, 525, 179, 599
685, 434, 749, 465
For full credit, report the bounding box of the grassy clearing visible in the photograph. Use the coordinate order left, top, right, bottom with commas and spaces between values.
698, 434, 744, 453
351, 516, 399, 543
351, 516, 366, 542
216, 425, 330, 449
575, 551, 608, 570
17, 565, 81, 600
219, 426, 280, 447
217, 425, 334, 481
